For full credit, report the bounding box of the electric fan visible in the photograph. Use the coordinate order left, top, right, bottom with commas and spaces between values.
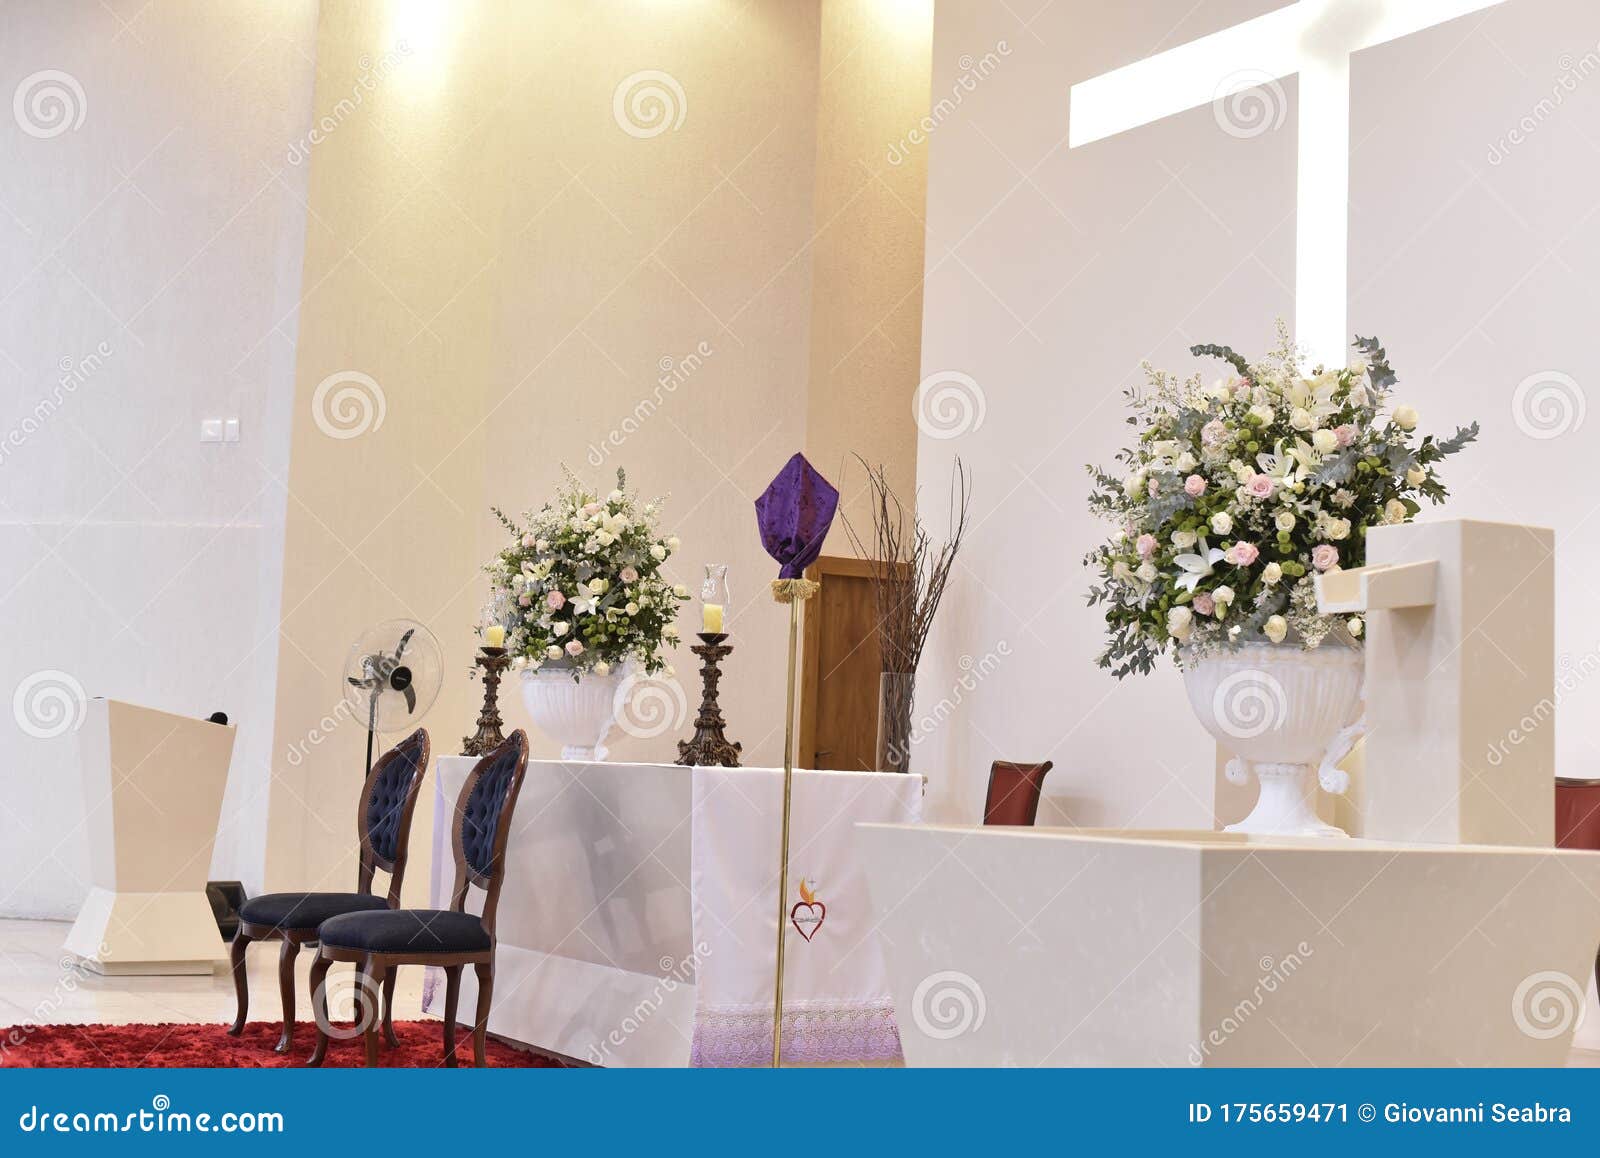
342, 619, 444, 774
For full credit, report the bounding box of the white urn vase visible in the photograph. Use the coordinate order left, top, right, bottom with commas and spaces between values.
1182, 642, 1365, 838
520, 663, 631, 761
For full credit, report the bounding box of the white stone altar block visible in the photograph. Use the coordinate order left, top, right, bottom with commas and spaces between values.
63, 700, 236, 975
1317, 519, 1554, 846
858, 825, 1600, 1066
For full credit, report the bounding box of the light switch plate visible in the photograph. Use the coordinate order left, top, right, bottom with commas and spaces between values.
200, 418, 223, 443
223, 418, 240, 443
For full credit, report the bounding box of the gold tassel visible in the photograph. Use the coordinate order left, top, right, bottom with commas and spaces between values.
770, 578, 819, 604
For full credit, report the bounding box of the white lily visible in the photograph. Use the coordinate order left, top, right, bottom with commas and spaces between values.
569, 591, 600, 617
1173, 536, 1226, 593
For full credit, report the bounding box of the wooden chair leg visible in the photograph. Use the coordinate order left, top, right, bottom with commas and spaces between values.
442, 965, 462, 1068
362, 960, 385, 1068
472, 961, 494, 1069
274, 939, 298, 1054
227, 932, 252, 1036
306, 953, 332, 1068
382, 966, 399, 1049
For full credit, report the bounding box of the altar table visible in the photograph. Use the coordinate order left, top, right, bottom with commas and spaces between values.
422, 758, 921, 1066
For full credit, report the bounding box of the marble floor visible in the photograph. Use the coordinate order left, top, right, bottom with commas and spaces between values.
0, 918, 429, 1030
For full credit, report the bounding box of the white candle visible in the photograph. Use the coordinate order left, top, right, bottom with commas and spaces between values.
484, 625, 506, 648
702, 603, 724, 634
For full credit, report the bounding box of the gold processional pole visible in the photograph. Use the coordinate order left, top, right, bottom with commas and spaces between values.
770, 576, 817, 1068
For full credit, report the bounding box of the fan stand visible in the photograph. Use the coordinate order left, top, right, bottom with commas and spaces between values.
364, 687, 379, 775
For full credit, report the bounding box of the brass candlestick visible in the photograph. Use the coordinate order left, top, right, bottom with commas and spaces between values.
461, 646, 510, 756
676, 633, 742, 767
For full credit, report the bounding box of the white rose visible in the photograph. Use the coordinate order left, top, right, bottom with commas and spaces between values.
1248, 404, 1274, 425
1312, 428, 1338, 454
595, 530, 616, 547
535, 538, 549, 552
650, 544, 667, 561
1406, 466, 1426, 486
1111, 560, 1132, 581
1289, 407, 1313, 431
1263, 614, 1288, 644
1167, 606, 1194, 641
672, 584, 689, 599
1212, 585, 1235, 606
1348, 616, 1364, 638
1230, 460, 1252, 483
546, 645, 563, 660
1384, 498, 1407, 524
1171, 530, 1197, 550
1325, 517, 1351, 541
1124, 472, 1146, 499
626, 601, 639, 615
552, 621, 569, 637
1152, 440, 1179, 461
1391, 405, 1419, 430
1275, 511, 1295, 532
1348, 383, 1370, 406
667, 536, 681, 551
588, 577, 608, 594
594, 660, 611, 676
1209, 512, 1233, 536
1261, 562, 1283, 585
1135, 561, 1157, 583
1175, 451, 1197, 473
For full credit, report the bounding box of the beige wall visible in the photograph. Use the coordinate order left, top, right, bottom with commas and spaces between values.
264, 0, 931, 894
805, 0, 932, 551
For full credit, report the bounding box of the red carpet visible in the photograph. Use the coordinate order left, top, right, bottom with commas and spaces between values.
0, 1021, 561, 1068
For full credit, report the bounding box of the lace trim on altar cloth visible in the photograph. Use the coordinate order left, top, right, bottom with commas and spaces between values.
690, 998, 903, 1067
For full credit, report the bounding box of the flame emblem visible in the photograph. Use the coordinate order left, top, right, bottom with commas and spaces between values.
790, 877, 826, 942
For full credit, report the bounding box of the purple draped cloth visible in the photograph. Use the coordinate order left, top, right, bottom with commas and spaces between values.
754, 453, 839, 579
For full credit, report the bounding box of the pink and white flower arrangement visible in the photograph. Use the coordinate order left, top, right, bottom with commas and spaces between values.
1086, 329, 1477, 676
485, 468, 688, 678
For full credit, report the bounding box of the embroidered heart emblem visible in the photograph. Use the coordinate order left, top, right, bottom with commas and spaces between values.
789, 900, 826, 942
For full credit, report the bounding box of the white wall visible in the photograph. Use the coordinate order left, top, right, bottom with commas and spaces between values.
0, 0, 316, 915
915, 0, 1600, 826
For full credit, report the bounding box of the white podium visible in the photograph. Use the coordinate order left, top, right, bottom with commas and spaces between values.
63, 700, 236, 975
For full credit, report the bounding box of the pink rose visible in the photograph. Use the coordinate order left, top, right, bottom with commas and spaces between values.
1147, 478, 1160, 497
1312, 544, 1339, 572
1201, 419, 1228, 446
565, 640, 584, 656
1245, 473, 1275, 499
1193, 593, 1216, 616
1184, 474, 1206, 497
1135, 533, 1157, 559
620, 566, 639, 584
1226, 542, 1259, 566
1334, 424, 1355, 448
546, 590, 566, 610
517, 593, 532, 607
521, 534, 536, 548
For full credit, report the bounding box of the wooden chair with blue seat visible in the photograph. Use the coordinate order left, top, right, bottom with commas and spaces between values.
229, 727, 430, 1053
307, 729, 529, 1068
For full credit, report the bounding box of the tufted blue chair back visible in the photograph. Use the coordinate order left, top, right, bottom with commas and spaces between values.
365, 730, 427, 863
459, 732, 525, 878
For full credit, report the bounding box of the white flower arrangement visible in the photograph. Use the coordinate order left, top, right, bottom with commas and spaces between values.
485, 468, 688, 678
1086, 327, 1478, 677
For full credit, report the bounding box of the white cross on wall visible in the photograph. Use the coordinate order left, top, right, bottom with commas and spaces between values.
1069, 0, 1509, 368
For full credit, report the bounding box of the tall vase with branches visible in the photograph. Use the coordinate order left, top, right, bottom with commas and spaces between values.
843, 458, 971, 773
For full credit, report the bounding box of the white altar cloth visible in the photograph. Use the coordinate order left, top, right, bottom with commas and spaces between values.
422, 757, 921, 1066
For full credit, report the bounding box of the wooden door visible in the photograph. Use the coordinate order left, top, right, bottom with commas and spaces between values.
799, 557, 884, 771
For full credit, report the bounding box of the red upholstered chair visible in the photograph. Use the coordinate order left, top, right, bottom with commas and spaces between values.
983, 761, 1054, 826
1555, 777, 1600, 993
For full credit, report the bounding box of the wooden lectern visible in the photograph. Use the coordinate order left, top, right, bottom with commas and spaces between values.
63, 700, 236, 975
